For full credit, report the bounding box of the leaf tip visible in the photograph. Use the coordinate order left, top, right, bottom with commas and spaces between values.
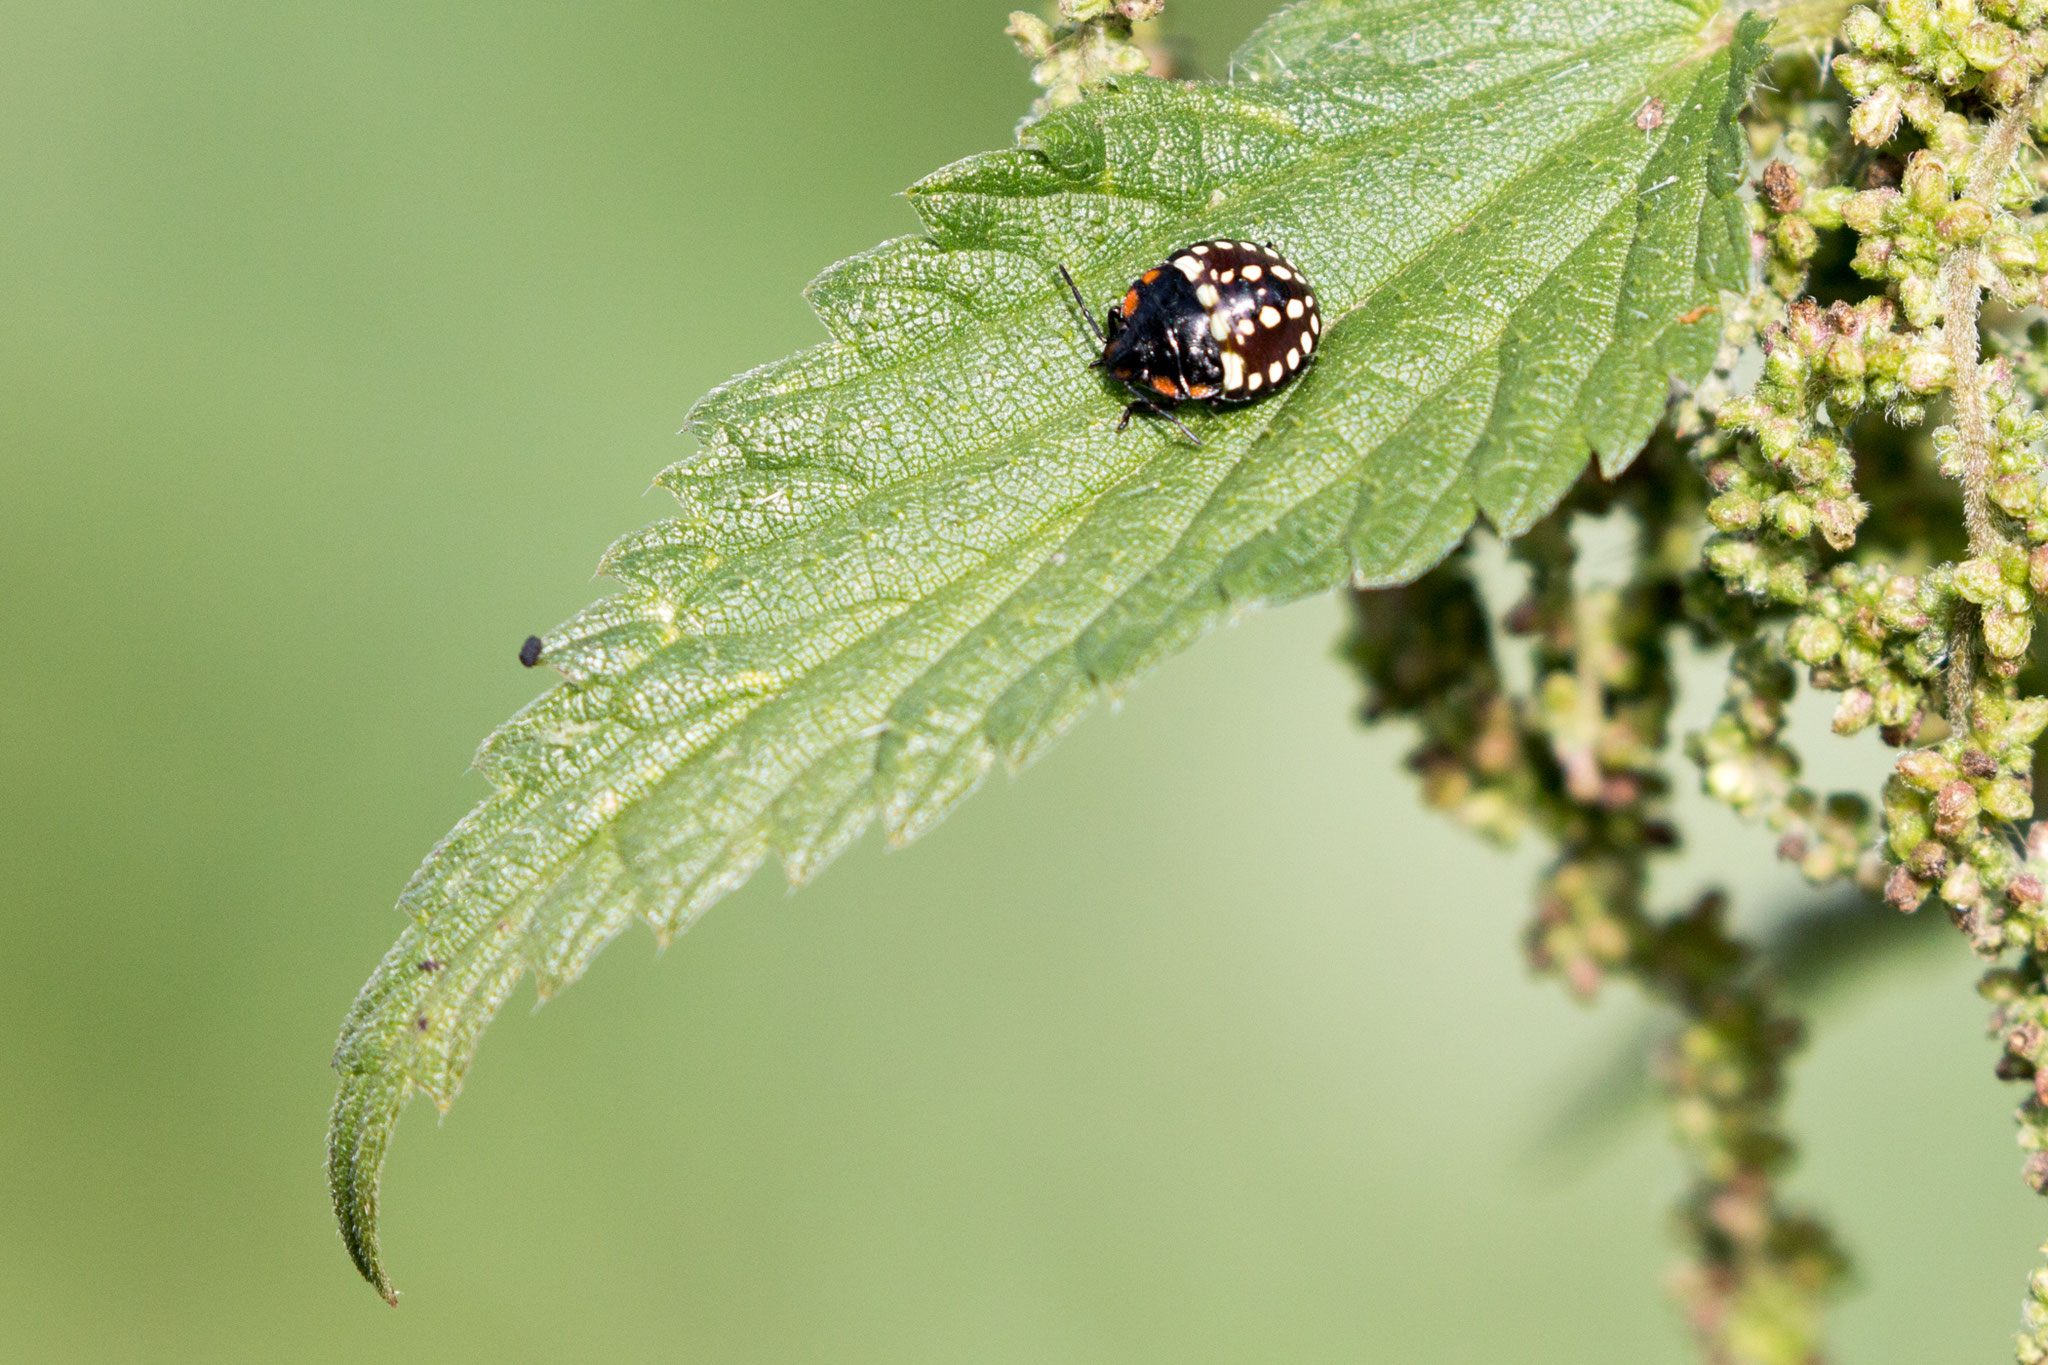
328, 1052, 410, 1306
333, 1151, 403, 1306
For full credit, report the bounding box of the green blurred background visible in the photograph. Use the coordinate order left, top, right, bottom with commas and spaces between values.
1, 3, 2042, 1360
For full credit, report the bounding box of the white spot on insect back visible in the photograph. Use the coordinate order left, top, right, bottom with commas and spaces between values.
1173, 256, 1203, 281
1218, 270, 1235, 283
1268, 360, 1284, 382
1221, 349, 1244, 390
1287, 347, 1300, 369
1300, 328, 1314, 353
1259, 305, 1281, 328
1286, 298, 1304, 319
1209, 312, 1229, 341
1310, 313, 1321, 335
1242, 263, 1263, 281
1196, 282, 1219, 308
1247, 369, 1262, 392
1272, 265, 1293, 280
1235, 318, 1255, 338
1192, 243, 1211, 254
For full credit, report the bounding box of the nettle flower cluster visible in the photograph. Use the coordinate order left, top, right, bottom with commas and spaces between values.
1347, 458, 1848, 1361
1882, 697, 2048, 926
1843, 151, 2048, 321
1874, 392, 2048, 933
1685, 637, 1886, 888
1687, 282, 1952, 894
1707, 295, 1930, 586
1836, 0, 2048, 143
1359, 0, 2048, 1355
1986, 938, 2048, 1197
1705, 1, 2048, 1354
1987, 938, 2048, 1361
1702, 12, 2048, 912
1007, 0, 1168, 119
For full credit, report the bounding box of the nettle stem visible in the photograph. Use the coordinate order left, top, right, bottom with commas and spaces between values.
1942, 86, 2040, 724
1946, 250, 1999, 560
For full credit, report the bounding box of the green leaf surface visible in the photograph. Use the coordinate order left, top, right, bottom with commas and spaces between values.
330, 0, 1766, 1301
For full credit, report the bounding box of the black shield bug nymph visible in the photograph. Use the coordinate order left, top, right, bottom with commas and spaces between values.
1057, 239, 1323, 444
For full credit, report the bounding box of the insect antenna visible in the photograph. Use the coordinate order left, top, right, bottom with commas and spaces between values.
1056, 263, 1198, 446
1055, 265, 1109, 347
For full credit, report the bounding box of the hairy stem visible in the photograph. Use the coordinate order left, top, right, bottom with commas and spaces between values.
1946, 260, 1998, 559
1941, 86, 2041, 724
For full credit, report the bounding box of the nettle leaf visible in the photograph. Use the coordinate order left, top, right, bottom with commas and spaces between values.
331, 0, 1767, 1300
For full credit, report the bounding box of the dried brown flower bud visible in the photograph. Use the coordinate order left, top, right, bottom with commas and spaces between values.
1760, 160, 1806, 214
1935, 779, 1983, 838
1886, 864, 1930, 912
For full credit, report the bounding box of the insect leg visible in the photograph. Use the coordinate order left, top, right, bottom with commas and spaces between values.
1118, 391, 1201, 446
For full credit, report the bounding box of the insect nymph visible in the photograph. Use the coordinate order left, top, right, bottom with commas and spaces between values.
1058, 239, 1322, 443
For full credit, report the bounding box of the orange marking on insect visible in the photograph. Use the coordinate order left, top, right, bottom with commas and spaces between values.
1185, 382, 1218, 399
1677, 302, 1714, 325
1121, 289, 1140, 317
1151, 375, 1178, 397
1141, 269, 1162, 284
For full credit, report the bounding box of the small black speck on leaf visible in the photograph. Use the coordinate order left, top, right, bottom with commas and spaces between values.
518, 635, 543, 667
416, 959, 442, 973
414, 1015, 430, 1031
